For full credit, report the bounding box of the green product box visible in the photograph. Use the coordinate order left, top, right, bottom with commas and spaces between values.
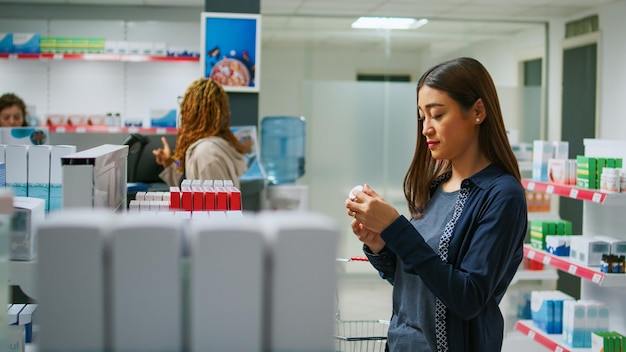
576, 155, 597, 189
55, 37, 73, 53
607, 158, 615, 168
559, 220, 572, 235
597, 158, 606, 185
86, 38, 105, 53
39, 37, 56, 53
71, 37, 89, 53
530, 220, 558, 249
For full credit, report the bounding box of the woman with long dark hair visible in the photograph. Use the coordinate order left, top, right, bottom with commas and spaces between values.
346, 57, 527, 352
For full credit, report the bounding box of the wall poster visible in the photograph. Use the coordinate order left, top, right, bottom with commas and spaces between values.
200, 12, 261, 93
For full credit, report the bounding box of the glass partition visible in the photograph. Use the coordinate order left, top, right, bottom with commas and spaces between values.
259, 15, 547, 261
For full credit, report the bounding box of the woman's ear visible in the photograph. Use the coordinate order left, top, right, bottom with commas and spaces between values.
473, 98, 486, 123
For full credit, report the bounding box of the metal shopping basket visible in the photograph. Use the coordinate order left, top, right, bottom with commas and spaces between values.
334, 319, 389, 352
335, 256, 390, 352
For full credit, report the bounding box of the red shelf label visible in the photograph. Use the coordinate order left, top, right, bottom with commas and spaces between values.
522, 179, 608, 204
523, 244, 606, 285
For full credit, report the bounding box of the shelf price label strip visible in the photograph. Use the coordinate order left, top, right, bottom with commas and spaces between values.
524, 245, 606, 285
521, 179, 607, 204
515, 321, 572, 352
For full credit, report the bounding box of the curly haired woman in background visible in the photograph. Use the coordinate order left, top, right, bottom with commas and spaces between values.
152, 78, 247, 188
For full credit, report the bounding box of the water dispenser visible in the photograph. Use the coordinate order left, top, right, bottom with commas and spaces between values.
259, 116, 308, 210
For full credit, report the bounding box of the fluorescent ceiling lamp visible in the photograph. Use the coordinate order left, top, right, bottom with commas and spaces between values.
351, 17, 428, 30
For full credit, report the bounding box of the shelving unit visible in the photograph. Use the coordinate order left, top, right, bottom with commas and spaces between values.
47, 125, 177, 134
516, 138, 626, 352
524, 244, 626, 287
0, 52, 199, 62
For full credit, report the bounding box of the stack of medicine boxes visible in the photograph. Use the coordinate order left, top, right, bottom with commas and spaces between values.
530, 219, 573, 256
563, 299, 610, 348
576, 156, 622, 190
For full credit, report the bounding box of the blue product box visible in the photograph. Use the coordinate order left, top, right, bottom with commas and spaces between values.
150, 109, 177, 128
11, 33, 41, 54
0, 33, 12, 53
546, 235, 570, 256
0, 162, 5, 188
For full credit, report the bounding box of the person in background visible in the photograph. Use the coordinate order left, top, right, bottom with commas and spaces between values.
345, 57, 527, 352
0, 92, 29, 127
152, 78, 247, 188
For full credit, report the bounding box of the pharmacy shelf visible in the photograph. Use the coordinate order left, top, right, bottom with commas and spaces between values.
515, 320, 589, 352
509, 268, 559, 285
48, 125, 177, 134
522, 179, 626, 206
0, 52, 199, 62
523, 244, 626, 287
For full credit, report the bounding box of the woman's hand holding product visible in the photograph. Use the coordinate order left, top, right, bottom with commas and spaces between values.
345, 183, 399, 254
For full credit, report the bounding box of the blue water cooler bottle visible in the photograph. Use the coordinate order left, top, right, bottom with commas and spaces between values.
260, 116, 308, 210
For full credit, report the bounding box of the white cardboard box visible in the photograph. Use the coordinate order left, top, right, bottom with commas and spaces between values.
26, 145, 52, 211
5, 145, 29, 197
11, 196, 45, 261
36, 209, 114, 352
110, 216, 183, 351
49, 145, 77, 212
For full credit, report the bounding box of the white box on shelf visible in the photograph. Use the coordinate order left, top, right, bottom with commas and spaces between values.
26, 145, 52, 211
61, 144, 128, 211
187, 215, 264, 351
0, 127, 49, 146
36, 209, 114, 352
569, 236, 610, 267
593, 235, 626, 256
563, 299, 586, 348
110, 216, 183, 351
553, 141, 569, 160
11, 196, 45, 261
49, 145, 77, 212
5, 145, 29, 197
260, 212, 339, 352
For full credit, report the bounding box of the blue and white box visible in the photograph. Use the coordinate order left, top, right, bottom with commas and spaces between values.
0, 127, 49, 146
17, 304, 37, 344
11, 33, 40, 54
563, 299, 587, 347
545, 235, 571, 256
6, 145, 29, 197
532, 140, 555, 181
48, 145, 76, 212
531, 290, 574, 334
0, 33, 12, 53
149, 108, 177, 128
27, 145, 52, 211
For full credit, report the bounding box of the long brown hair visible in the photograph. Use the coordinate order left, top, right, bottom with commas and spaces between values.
404, 57, 521, 218
173, 78, 245, 172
